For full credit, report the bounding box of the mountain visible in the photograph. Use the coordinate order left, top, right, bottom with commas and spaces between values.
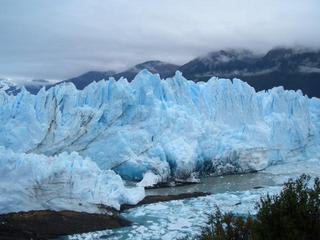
179, 48, 320, 97
56, 61, 179, 90
3, 48, 320, 97
179, 49, 259, 77
113, 60, 179, 80
0, 78, 21, 95
24, 79, 52, 94
61, 71, 116, 90
57, 48, 320, 97
0, 78, 53, 95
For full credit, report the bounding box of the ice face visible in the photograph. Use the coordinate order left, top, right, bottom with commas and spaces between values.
0, 147, 144, 214
0, 70, 319, 185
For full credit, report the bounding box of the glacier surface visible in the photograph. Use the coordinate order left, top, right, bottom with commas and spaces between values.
0, 70, 319, 212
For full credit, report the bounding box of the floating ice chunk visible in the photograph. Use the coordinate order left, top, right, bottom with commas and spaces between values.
137, 171, 162, 187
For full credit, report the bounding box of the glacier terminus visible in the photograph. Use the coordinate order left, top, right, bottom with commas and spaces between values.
0, 70, 319, 214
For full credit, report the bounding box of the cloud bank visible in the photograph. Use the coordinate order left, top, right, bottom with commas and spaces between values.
0, 0, 319, 80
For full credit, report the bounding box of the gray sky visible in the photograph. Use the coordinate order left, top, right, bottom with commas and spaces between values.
0, 0, 319, 81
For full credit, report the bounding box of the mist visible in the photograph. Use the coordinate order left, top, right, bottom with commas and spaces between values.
0, 0, 319, 81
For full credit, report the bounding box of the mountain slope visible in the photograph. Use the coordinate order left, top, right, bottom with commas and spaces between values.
56, 61, 179, 90
0, 78, 21, 95
113, 60, 179, 80
4, 48, 320, 97
179, 49, 259, 77
58, 48, 320, 97
61, 71, 116, 90
0, 78, 53, 95
179, 48, 320, 97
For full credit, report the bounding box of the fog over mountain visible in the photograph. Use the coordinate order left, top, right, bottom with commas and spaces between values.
4, 47, 318, 98
1, 1, 320, 238
0, 0, 319, 81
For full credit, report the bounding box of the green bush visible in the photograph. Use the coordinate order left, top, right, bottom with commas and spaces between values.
199, 174, 320, 240
199, 208, 255, 240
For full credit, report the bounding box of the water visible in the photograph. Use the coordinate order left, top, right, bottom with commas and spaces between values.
147, 172, 277, 196
67, 158, 320, 240
67, 172, 278, 240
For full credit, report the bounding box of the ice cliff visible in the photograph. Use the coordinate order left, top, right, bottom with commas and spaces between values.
0, 70, 319, 212
0, 147, 144, 214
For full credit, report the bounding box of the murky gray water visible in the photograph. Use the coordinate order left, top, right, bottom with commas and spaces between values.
146, 172, 277, 196
67, 158, 320, 239
67, 172, 280, 240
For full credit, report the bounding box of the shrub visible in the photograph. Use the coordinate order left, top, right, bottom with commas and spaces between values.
255, 174, 320, 240
199, 208, 255, 240
199, 174, 320, 240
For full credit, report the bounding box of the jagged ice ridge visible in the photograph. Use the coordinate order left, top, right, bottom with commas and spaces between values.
0, 70, 319, 213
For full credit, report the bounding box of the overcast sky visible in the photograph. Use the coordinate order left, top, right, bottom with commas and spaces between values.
0, 0, 319, 81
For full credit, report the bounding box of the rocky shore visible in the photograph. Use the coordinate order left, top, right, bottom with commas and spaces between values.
0, 192, 209, 239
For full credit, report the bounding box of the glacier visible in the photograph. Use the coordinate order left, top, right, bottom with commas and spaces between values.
0, 147, 144, 214
0, 69, 319, 212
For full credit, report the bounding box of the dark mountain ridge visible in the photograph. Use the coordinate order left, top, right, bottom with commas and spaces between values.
2, 48, 320, 97
179, 48, 320, 97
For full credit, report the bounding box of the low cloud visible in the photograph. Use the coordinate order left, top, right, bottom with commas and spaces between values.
0, 0, 319, 81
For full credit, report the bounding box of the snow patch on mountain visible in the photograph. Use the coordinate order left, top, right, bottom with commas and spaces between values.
0, 78, 21, 94
299, 66, 320, 73
199, 49, 257, 66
